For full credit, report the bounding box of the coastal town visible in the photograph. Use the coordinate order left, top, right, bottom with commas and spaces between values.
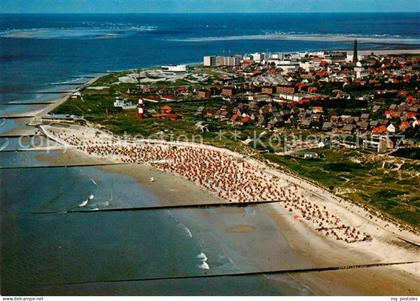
2, 5, 420, 297
64, 41, 420, 154
50, 42, 419, 231
0, 8, 420, 299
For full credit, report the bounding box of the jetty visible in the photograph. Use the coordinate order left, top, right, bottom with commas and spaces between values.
32, 199, 285, 215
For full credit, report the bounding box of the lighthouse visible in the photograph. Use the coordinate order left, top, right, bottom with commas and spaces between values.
137, 99, 145, 120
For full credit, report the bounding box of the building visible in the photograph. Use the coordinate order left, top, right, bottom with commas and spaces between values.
113, 97, 136, 110
142, 96, 160, 103
215, 56, 241, 67
276, 85, 297, 94
198, 89, 211, 99
353, 40, 358, 64
155, 105, 182, 120
203, 56, 216, 67
161, 95, 178, 102
221, 87, 234, 97
262, 86, 274, 94
252, 53, 265, 63
276, 92, 304, 102
161, 65, 188, 72
275, 61, 300, 74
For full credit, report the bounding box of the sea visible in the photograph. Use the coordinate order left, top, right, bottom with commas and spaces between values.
0, 13, 419, 295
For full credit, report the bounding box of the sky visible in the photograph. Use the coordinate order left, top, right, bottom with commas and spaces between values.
0, 0, 419, 13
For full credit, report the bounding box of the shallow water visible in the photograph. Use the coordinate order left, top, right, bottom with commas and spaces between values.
0, 151, 312, 295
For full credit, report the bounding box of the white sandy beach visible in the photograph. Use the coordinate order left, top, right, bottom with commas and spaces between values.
39, 123, 420, 295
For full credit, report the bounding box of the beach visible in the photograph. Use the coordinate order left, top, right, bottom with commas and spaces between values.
39, 123, 420, 295
1, 11, 420, 296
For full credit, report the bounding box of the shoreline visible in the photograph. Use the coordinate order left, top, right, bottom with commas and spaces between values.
6, 48, 420, 295
177, 34, 420, 45
40, 123, 420, 295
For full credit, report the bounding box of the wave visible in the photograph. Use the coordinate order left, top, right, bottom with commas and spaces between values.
0, 25, 157, 40
197, 252, 210, 270
198, 262, 210, 270
184, 226, 193, 238
197, 252, 207, 261
173, 33, 420, 45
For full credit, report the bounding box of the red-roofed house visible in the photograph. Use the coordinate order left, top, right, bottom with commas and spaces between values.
312, 106, 324, 114
308, 86, 318, 93
230, 113, 239, 122
406, 112, 417, 120
371, 125, 387, 134
385, 110, 401, 119
406, 95, 417, 103
242, 60, 254, 65
296, 82, 307, 91
399, 121, 411, 132
160, 105, 173, 114
241, 115, 251, 124
176, 86, 187, 94
221, 87, 234, 97
316, 70, 329, 78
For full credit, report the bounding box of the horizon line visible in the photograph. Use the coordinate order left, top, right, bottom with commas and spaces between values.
1, 11, 419, 14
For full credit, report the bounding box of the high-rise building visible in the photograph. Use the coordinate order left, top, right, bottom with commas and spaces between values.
353, 40, 358, 64
203, 56, 216, 67
205, 55, 240, 67
216, 56, 225, 66
252, 52, 265, 63
225, 56, 241, 66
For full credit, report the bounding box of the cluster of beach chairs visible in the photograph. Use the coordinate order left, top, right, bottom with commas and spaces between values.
49, 126, 371, 243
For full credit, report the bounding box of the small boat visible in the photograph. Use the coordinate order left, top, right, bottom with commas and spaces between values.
89, 193, 95, 200
150, 177, 155, 182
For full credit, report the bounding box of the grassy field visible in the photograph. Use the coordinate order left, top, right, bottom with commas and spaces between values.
264, 149, 420, 227
53, 71, 420, 229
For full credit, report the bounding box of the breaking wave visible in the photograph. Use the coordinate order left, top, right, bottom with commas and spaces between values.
197, 252, 210, 270
184, 226, 193, 238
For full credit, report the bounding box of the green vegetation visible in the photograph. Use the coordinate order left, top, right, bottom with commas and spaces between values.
53, 69, 420, 228
391, 148, 420, 160
264, 148, 420, 227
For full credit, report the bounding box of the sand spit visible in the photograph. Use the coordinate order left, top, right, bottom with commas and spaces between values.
177, 34, 420, 45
